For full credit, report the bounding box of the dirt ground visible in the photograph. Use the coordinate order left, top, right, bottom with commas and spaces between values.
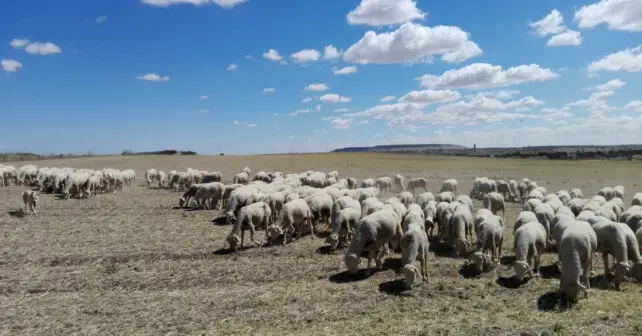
2, 153, 642, 336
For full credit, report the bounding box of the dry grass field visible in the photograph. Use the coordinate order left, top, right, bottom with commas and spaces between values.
2, 153, 642, 335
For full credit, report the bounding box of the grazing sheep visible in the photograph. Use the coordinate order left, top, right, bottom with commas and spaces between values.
534, 203, 555, 246
449, 204, 473, 257
613, 185, 625, 200
203, 171, 223, 183
190, 182, 225, 209
513, 221, 547, 282
569, 198, 586, 216
344, 209, 403, 274
252, 171, 272, 183
407, 177, 428, 194
347, 177, 358, 190
436, 202, 454, 242
621, 206, 642, 233
225, 202, 271, 251
402, 204, 425, 232
599, 187, 615, 201
558, 224, 598, 303
423, 200, 437, 237
267, 198, 314, 245
416, 192, 435, 209
361, 197, 384, 218
497, 180, 513, 202
570, 188, 584, 199
513, 211, 538, 234
326, 207, 361, 250
360, 178, 375, 188
591, 195, 608, 206
225, 186, 260, 223
456, 195, 473, 213
483, 192, 505, 216
470, 213, 504, 273
587, 217, 634, 289
556, 190, 572, 206
397, 191, 414, 208
375, 177, 392, 193
233, 171, 250, 185
394, 174, 405, 191
357, 187, 380, 203
631, 193, 642, 207
305, 192, 334, 229
440, 179, 458, 194
522, 198, 542, 212
526, 189, 545, 202
597, 203, 618, 222
401, 222, 430, 289
435, 191, 455, 203
22, 190, 39, 214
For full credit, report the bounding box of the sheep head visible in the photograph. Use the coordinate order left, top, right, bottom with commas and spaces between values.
560, 280, 588, 303
456, 238, 469, 257
344, 253, 360, 274
325, 233, 339, 249
402, 264, 421, 289
178, 197, 186, 208
266, 225, 283, 242
613, 262, 630, 290
225, 211, 237, 225
470, 251, 488, 273
513, 260, 533, 282
226, 234, 241, 251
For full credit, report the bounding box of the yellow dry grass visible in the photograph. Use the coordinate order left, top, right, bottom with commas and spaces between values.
2, 153, 642, 336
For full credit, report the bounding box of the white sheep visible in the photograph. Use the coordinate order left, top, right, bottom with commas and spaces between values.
435, 191, 455, 203
193, 182, 225, 209
326, 207, 361, 249
394, 174, 405, 191
402, 204, 425, 232
470, 213, 504, 273
569, 198, 586, 216
556, 190, 572, 206
233, 171, 250, 185
449, 204, 473, 257
631, 193, 642, 207
483, 192, 505, 215
203, 171, 223, 183
361, 197, 384, 218
456, 195, 473, 213
375, 177, 392, 193
360, 178, 375, 188
407, 177, 428, 194
347, 177, 358, 190
415, 192, 435, 209
305, 192, 333, 229
22, 190, 39, 214
534, 203, 555, 246
401, 221, 430, 288
267, 198, 314, 245
522, 198, 542, 212
344, 208, 403, 274
396, 191, 414, 208
225, 202, 271, 251
439, 179, 458, 194
587, 217, 634, 289
513, 221, 547, 281
599, 187, 615, 201
513, 211, 538, 234
558, 223, 597, 303
423, 200, 438, 237
570, 188, 584, 199
613, 185, 625, 200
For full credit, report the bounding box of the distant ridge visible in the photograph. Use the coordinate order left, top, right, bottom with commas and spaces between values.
332, 144, 467, 153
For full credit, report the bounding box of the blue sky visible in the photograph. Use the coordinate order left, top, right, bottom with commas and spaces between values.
1, 0, 641, 155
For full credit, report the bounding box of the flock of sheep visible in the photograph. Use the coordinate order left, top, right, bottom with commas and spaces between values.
143, 167, 642, 305
5, 161, 642, 307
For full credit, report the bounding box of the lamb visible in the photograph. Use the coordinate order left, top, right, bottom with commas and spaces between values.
406, 177, 428, 194
401, 221, 430, 288
558, 224, 598, 303
375, 177, 392, 193
396, 191, 414, 208
22, 190, 39, 214
225, 202, 272, 251
439, 179, 458, 194
394, 174, 405, 191
449, 204, 473, 257
326, 207, 361, 249
513, 221, 547, 281
483, 192, 505, 216
267, 198, 314, 245
470, 213, 504, 273
423, 200, 437, 237
344, 208, 403, 274
415, 192, 435, 209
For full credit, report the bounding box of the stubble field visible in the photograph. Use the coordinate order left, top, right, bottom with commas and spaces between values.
2, 153, 642, 336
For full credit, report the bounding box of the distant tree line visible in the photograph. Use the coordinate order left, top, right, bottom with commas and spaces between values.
120, 149, 198, 156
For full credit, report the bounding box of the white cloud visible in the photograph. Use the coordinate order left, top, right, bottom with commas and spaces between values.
587, 45, 642, 72
547, 30, 582, 46
280, 60, 288, 65
380, 96, 396, 102
226, 64, 238, 71
324, 45, 342, 60
96, 16, 108, 23
199, 109, 210, 113
141, 0, 247, 8
263, 49, 283, 61
343, 22, 482, 65
574, 0, 642, 32
9, 38, 29, 49
263, 88, 276, 93
244, 55, 252, 60
290, 109, 313, 116
398, 89, 461, 105
346, 0, 426, 26
332, 66, 358, 75
200, 95, 208, 99
359, 120, 369, 124
586, 78, 626, 91
1, 59, 23, 72
291, 49, 321, 63
304, 83, 329, 91
566, 88, 617, 114
417, 63, 559, 90
302, 97, 313, 103
435, 96, 545, 115
529, 9, 566, 37
320, 94, 351, 103
233, 120, 239, 125
136, 73, 169, 82
623, 101, 642, 112
315, 105, 322, 112
323, 116, 353, 129
12, 40, 62, 55
346, 102, 426, 119
335, 108, 351, 113
247, 123, 258, 127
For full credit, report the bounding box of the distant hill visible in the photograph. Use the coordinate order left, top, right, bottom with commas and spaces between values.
332, 144, 467, 153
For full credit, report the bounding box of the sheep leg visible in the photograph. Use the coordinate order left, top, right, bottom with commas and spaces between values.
601, 252, 611, 288
240, 229, 245, 249
533, 251, 542, 277
584, 254, 593, 292
306, 218, 315, 240
497, 238, 503, 266
249, 225, 261, 246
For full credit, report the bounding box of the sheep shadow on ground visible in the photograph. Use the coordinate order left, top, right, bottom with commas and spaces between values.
537, 291, 572, 312
212, 246, 254, 256
458, 262, 481, 279
590, 274, 615, 290
540, 264, 561, 279
329, 269, 374, 284
500, 255, 516, 265
8, 209, 26, 218
378, 279, 413, 297
211, 215, 227, 226
314, 231, 331, 239
382, 257, 403, 274
315, 245, 340, 255
496, 275, 528, 289
429, 241, 456, 259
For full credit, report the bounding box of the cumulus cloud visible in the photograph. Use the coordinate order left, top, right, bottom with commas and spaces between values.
623, 101, 642, 112
398, 89, 461, 105
263, 88, 276, 93
587, 45, 642, 72
380, 96, 396, 102
200, 95, 208, 99
324, 45, 341, 60
233, 120, 239, 125
346, 0, 425, 26
302, 97, 313, 103
547, 30, 582, 46
343, 22, 482, 64
226, 64, 238, 71
9, 38, 29, 48
468, 90, 521, 101
263, 49, 283, 61
11, 39, 62, 55
290, 109, 314, 116
323, 116, 353, 129
96, 16, 108, 23
315, 105, 322, 112
291, 49, 320, 63
332, 66, 357, 75
304, 83, 329, 91
1, 59, 23, 72
141, 0, 247, 8
574, 0, 642, 32
335, 108, 351, 113
247, 123, 257, 127
586, 78, 626, 91
565, 88, 617, 114
244, 55, 252, 60
136, 73, 169, 82
417, 63, 559, 90
319, 94, 351, 103
529, 9, 566, 36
